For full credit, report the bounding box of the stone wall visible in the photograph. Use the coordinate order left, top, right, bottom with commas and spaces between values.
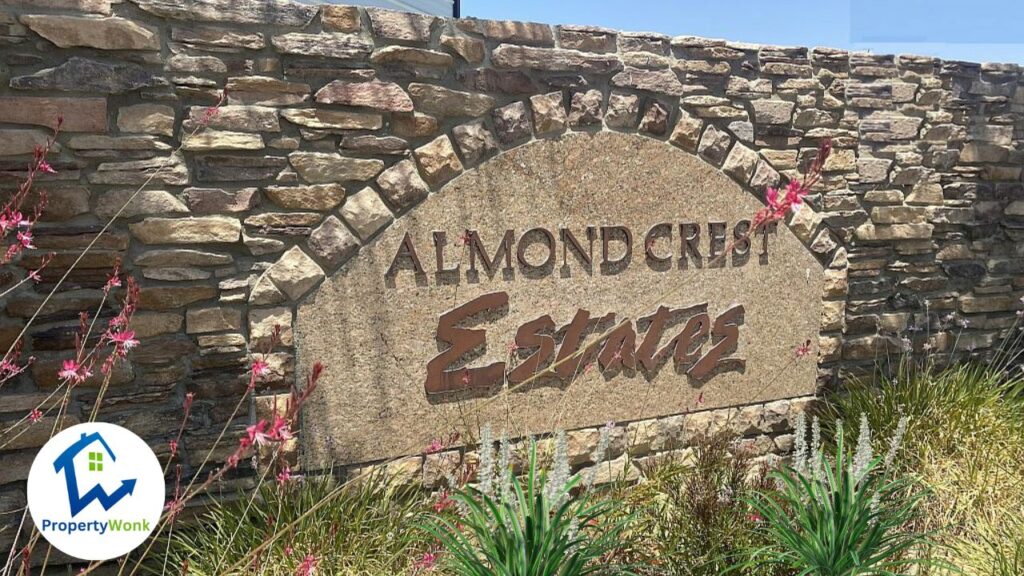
2, 0, 1023, 551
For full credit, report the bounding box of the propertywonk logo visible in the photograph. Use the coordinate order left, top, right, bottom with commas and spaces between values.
27, 423, 164, 561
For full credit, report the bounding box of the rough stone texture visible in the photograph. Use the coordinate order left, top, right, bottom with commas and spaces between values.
21, 15, 159, 50
265, 183, 347, 210
491, 101, 532, 144
605, 93, 640, 129
440, 34, 485, 63
321, 5, 360, 33
638, 101, 669, 135
95, 189, 188, 219
118, 104, 175, 136
315, 79, 414, 112
182, 130, 264, 151
492, 44, 622, 74
528, 92, 567, 135
11, 57, 161, 94
697, 124, 732, 165
132, 0, 317, 27
611, 67, 684, 96
288, 152, 384, 184
0, 97, 107, 132
408, 83, 495, 117
367, 7, 437, 42
265, 246, 325, 300
129, 217, 241, 244
340, 187, 394, 241
281, 108, 382, 131
376, 159, 430, 210
308, 216, 360, 268
414, 135, 464, 187
568, 89, 603, 126
371, 46, 452, 67
452, 121, 499, 165
299, 133, 824, 465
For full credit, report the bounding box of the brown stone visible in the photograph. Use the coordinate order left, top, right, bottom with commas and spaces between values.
90, 153, 190, 186
21, 15, 159, 51
366, 7, 437, 42
611, 67, 685, 96
415, 136, 463, 187
408, 83, 495, 117
376, 159, 429, 210
440, 34, 485, 63
308, 216, 360, 268
139, 284, 218, 310
529, 92, 566, 135
605, 93, 640, 129
457, 18, 554, 46
568, 89, 603, 126
118, 104, 175, 136
135, 248, 232, 267
186, 306, 243, 334
371, 46, 452, 67
491, 44, 621, 74
340, 187, 393, 241
265, 246, 325, 300
315, 79, 413, 112
322, 5, 360, 33
491, 101, 532, 144
272, 33, 373, 60
40, 187, 90, 221
281, 108, 382, 130
452, 121, 499, 166
95, 189, 188, 219
1, 0, 110, 13
341, 135, 408, 156
0, 97, 106, 132
182, 130, 264, 151
391, 112, 439, 138
458, 69, 537, 94
265, 183, 346, 210
557, 25, 617, 53
185, 105, 279, 133
225, 76, 310, 106
130, 216, 241, 244
721, 143, 758, 184
130, 312, 183, 339
697, 124, 732, 166
171, 25, 265, 50
297, 132, 823, 465
0, 129, 54, 157
249, 306, 294, 347
11, 57, 161, 94
639, 101, 669, 135
289, 152, 383, 184
751, 99, 795, 125
132, 0, 317, 27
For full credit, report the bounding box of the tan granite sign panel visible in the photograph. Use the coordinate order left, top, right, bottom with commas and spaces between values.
297, 132, 824, 466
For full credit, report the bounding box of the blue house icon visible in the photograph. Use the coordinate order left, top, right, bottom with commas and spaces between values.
52, 432, 137, 517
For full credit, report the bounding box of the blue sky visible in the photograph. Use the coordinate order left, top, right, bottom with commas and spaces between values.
463, 0, 1024, 65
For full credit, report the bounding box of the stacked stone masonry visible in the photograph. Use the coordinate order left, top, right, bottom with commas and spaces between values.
2, 0, 1024, 559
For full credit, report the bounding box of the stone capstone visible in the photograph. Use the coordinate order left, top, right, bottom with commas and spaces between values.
21, 15, 159, 51
272, 33, 373, 60
132, 0, 317, 27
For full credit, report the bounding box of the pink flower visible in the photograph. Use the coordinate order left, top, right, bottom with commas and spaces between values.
251, 358, 270, 378
246, 420, 270, 447
795, 339, 812, 359
27, 268, 42, 283
433, 491, 454, 513
426, 438, 443, 454
104, 272, 122, 292
295, 554, 318, 576
109, 329, 139, 355
269, 415, 293, 441
277, 465, 300, 486
413, 552, 438, 573
16, 231, 33, 249
169, 439, 179, 457
37, 160, 56, 175
284, 545, 294, 556
28, 409, 42, 423
460, 368, 471, 387
58, 359, 91, 385
507, 341, 520, 355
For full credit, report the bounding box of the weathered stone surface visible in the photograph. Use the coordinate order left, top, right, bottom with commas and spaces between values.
11, 57, 161, 94
135, 249, 231, 268
458, 69, 536, 94
118, 104, 175, 136
130, 311, 183, 339
854, 222, 934, 241
440, 34, 484, 63
281, 108, 382, 130
298, 133, 824, 465
171, 25, 265, 50
452, 121, 498, 166
39, 187, 90, 221
751, 99, 794, 125
611, 67, 684, 96
322, 5, 360, 33
558, 25, 617, 52
194, 155, 287, 182
183, 130, 264, 151
408, 83, 495, 117
130, 216, 241, 244
249, 306, 294, 347
90, 153, 189, 186
341, 135, 408, 156
605, 93, 640, 129
1, 0, 110, 13
272, 33, 373, 60
132, 0, 317, 27
415, 136, 463, 187
185, 105, 279, 133
225, 76, 310, 106
529, 92, 566, 134
315, 79, 413, 112
184, 187, 259, 214
492, 44, 621, 73
265, 246, 325, 300
289, 152, 383, 184
960, 294, 1022, 314
95, 189, 188, 219
376, 159, 429, 210
491, 101, 532, 144
0, 97, 106, 132
391, 112, 438, 138
366, 7, 437, 42
697, 124, 732, 165
721, 143, 758, 184
265, 183, 346, 210
139, 284, 218, 310
22, 15, 159, 50
186, 306, 242, 334
639, 101, 669, 135
67, 135, 166, 151
308, 216, 359, 268
371, 46, 452, 67
340, 187, 393, 241
0, 129, 53, 157
457, 18, 554, 46
568, 89, 603, 126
